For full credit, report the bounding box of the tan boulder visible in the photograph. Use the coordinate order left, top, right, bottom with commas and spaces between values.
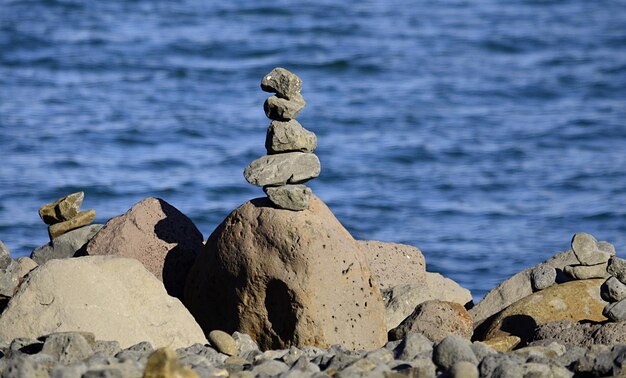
477, 279, 607, 343
184, 196, 386, 351
85, 197, 203, 299
0, 256, 207, 349
388, 300, 473, 342
359, 240, 426, 291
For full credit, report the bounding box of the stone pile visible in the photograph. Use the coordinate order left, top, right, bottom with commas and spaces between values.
243, 67, 320, 211
38, 192, 96, 240
601, 256, 626, 321
563, 232, 615, 280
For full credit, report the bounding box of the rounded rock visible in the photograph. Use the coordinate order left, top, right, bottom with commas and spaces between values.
600, 276, 626, 303
433, 335, 478, 371
530, 263, 556, 291
209, 330, 238, 356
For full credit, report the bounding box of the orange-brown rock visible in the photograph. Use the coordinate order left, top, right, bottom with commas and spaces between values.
359, 240, 426, 291
184, 196, 386, 351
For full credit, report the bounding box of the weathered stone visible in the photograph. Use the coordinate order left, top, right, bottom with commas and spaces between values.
266, 120, 317, 154
1, 355, 50, 378
591, 322, 626, 347
144, 347, 199, 378
39, 192, 84, 225
477, 279, 607, 343
604, 298, 626, 321
244, 152, 320, 187
251, 360, 290, 376
208, 330, 237, 356
31, 224, 103, 265
601, 276, 626, 302
0, 260, 19, 298
14, 257, 38, 281
232, 332, 259, 356
0, 240, 11, 269
383, 273, 472, 331
41, 332, 94, 365
564, 263, 609, 279
571, 232, 614, 266
184, 195, 386, 351
432, 336, 478, 371
607, 256, 626, 284
530, 263, 556, 291
0, 256, 207, 349
48, 209, 96, 239
360, 241, 426, 292
392, 332, 433, 361
389, 300, 473, 343
448, 361, 479, 378
264, 94, 306, 121
261, 67, 303, 99
531, 320, 600, 347
481, 336, 521, 352
264, 185, 312, 211
85, 197, 203, 300
93, 340, 122, 357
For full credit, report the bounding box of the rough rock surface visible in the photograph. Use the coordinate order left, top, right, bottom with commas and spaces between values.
359, 240, 426, 291
601, 276, 626, 302
85, 197, 203, 299
388, 300, 473, 342
184, 195, 387, 351
243, 152, 321, 187
477, 279, 607, 342
604, 298, 626, 321
144, 347, 199, 378
0, 256, 207, 349
31, 224, 103, 265
266, 120, 317, 154
530, 263, 556, 291
48, 209, 96, 239
264, 94, 306, 121
39, 192, 84, 225
564, 263, 609, 279
532, 320, 626, 346
261, 67, 303, 99
571, 232, 614, 265
607, 256, 626, 284
0, 240, 11, 269
264, 184, 312, 211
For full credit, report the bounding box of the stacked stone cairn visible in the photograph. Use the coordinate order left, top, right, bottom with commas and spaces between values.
602, 255, 626, 321
563, 232, 615, 280
243, 67, 320, 211
39, 191, 96, 240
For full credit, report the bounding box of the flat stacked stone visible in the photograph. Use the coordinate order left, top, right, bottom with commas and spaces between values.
243, 67, 320, 211
38, 192, 96, 239
601, 256, 626, 321
563, 233, 614, 280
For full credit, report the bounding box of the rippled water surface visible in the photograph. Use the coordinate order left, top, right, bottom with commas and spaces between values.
1, 0, 625, 299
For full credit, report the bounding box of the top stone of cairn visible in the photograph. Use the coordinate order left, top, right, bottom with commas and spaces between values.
261, 67, 302, 100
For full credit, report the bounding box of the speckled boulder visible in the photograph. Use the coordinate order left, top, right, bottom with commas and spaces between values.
359, 240, 426, 291
184, 195, 386, 351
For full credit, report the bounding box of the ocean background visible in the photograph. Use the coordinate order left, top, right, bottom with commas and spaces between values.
1, 0, 625, 300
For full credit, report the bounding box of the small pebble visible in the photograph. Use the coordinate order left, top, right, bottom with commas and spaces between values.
208, 330, 238, 356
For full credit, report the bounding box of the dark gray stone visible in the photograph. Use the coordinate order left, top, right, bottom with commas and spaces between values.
592, 321, 626, 345
125, 341, 153, 354
244, 153, 320, 187
41, 333, 93, 365
31, 225, 103, 265
7, 338, 44, 358
433, 336, 477, 371
530, 264, 556, 291
601, 276, 626, 302
393, 333, 433, 362
264, 184, 312, 211
266, 120, 317, 154
264, 94, 306, 121
604, 298, 626, 321
564, 263, 609, 280
479, 354, 524, 378
177, 344, 227, 366
0, 241, 11, 269
261, 67, 303, 100
608, 256, 626, 284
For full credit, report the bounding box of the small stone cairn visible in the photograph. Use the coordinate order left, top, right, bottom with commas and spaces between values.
563, 232, 614, 280
602, 255, 626, 321
243, 67, 320, 211
39, 191, 96, 239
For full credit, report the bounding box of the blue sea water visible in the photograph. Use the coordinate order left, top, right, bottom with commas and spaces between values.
1, 0, 625, 300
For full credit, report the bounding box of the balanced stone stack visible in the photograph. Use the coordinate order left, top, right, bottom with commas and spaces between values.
243, 67, 320, 211
563, 232, 615, 280
39, 192, 96, 239
601, 256, 626, 321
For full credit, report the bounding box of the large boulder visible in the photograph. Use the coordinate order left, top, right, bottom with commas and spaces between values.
184, 196, 386, 351
84, 197, 203, 299
0, 256, 207, 349
359, 240, 426, 291
476, 279, 607, 343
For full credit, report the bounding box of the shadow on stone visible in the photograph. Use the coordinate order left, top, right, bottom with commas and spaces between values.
265, 279, 298, 344
499, 314, 538, 344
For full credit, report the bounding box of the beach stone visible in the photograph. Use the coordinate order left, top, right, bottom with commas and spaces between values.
85, 197, 203, 300
208, 330, 237, 356
39, 192, 84, 225
389, 300, 473, 343
470, 342, 497, 363
2, 355, 50, 378
93, 341, 122, 358
530, 264, 556, 291
144, 347, 199, 378
14, 257, 37, 281
607, 256, 626, 284
481, 336, 521, 352
601, 276, 626, 302
232, 332, 259, 355
264, 94, 306, 121
41, 332, 94, 365
244, 152, 320, 187
383, 273, 472, 331
470, 250, 579, 328
0, 240, 11, 269
571, 232, 614, 266
264, 184, 312, 211
48, 209, 96, 240
0, 256, 207, 349
31, 224, 103, 265
266, 120, 317, 154
603, 298, 626, 321
0, 260, 19, 298
433, 336, 478, 371
252, 360, 290, 376
392, 332, 433, 361
184, 195, 386, 351
261, 67, 302, 99
564, 263, 609, 279
478, 279, 607, 343
448, 361, 479, 378
360, 241, 426, 291
531, 320, 600, 347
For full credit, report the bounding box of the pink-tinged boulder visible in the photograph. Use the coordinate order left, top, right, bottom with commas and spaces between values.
184, 196, 387, 351
85, 197, 203, 299
359, 240, 426, 290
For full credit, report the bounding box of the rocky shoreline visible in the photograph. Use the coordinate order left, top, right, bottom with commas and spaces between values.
0, 68, 625, 377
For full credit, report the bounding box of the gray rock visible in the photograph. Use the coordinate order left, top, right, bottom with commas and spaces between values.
301, 346, 326, 360
0, 260, 19, 297
49, 363, 87, 378
283, 346, 306, 366
92, 340, 121, 358
252, 360, 290, 376
39, 192, 84, 225
1, 355, 50, 378
591, 321, 626, 345
266, 120, 317, 154
208, 330, 237, 356
592, 350, 614, 376
261, 67, 303, 100
264, 94, 306, 121
393, 359, 437, 378
470, 342, 497, 364
608, 256, 626, 284
264, 184, 313, 211
41, 332, 93, 365
393, 332, 433, 361
81, 369, 123, 378
232, 332, 259, 355
0, 240, 11, 269
244, 152, 320, 187
601, 276, 626, 302
530, 264, 556, 291
564, 263, 609, 280
125, 341, 153, 354
571, 233, 614, 266
31, 225, 103, 265
448, 361, 479, 378
556, 345, 586, 370
177, 343, 227, 366
603, 298, 626, 321
290, 356, 321, 373
531, 320, 600, 347
433, 336, 477, 371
